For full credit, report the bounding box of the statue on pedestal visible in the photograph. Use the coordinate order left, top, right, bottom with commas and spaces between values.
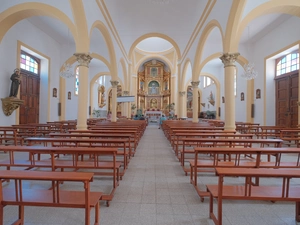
9, 68, 21, 98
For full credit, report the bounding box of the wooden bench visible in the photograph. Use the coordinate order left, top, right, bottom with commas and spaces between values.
0, 145, 120, 206
25, 136, 129, 175
0, 127, 23, 146
174, 133, 253, 161
0, 170, 102, 225
207, 168, 300, 225
190, 147, 300, 201
181, 138, 283, 170
68, 130, 138, 156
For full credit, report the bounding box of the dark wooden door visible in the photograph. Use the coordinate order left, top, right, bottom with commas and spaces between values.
276, 73, 298, 127
19, 71, 40, 124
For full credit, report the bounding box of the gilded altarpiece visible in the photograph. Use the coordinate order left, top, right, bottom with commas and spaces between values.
137, 61, 171, 115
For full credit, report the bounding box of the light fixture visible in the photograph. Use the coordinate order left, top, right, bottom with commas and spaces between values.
241, 26, 258, 80
147, 0, 172, 4
59, 28, 75, 79
59, 62, 75, 79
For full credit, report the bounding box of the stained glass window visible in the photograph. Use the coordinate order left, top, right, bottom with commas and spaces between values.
276, 52, 299, 76
75, 67, 79, 96
20, 52, 39, 74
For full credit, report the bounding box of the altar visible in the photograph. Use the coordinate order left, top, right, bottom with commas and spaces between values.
145, 111, 162, 123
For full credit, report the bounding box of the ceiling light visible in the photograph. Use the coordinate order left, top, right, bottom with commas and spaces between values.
242, 26, 257, 80
59, 62, 75, 79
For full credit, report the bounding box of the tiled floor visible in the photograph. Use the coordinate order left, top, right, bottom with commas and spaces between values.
1, 124, 300, 225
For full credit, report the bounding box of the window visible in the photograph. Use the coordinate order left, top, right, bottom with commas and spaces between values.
20, 51, 39, 74
203, 76, 214, 88
276, 51, 299, 76
75, 67, 79, 96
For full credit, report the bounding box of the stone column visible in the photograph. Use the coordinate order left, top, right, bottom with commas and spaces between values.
123, 91, 129, 118
110, 80, 119, 122
179, 91, 186, 118
219, 52, 240, 131
74, 53, 92, 130
191, 81, 200, 123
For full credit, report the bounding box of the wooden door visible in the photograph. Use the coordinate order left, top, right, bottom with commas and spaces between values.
276, 73, 298, 127
19, 71, 40, 124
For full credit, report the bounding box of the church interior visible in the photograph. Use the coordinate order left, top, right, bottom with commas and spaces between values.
1, 0, 300, 224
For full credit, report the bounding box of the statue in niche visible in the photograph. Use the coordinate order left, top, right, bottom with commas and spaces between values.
9, 68, 21, 98
151, 67, 157, 77
148, 81, 159, 95
150, 98, 157, 109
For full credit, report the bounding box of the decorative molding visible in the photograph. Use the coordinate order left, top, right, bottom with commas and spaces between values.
123, 91, 129, 96
1, 97, 24, 116
179, 91, 186, 96
191, 81, 200, 88
74, 53, 93, 67
219, 52, 240, 67
110, 80, 119, 88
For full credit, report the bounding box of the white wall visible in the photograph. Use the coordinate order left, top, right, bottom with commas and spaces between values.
0, 19, 62, 125
252, 16, 300, 125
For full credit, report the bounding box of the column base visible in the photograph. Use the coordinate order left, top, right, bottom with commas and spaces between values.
223, 125, 236, 131
76, 124, 87, 130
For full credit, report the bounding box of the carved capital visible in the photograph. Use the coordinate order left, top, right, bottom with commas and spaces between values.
110, 80, 119, 88
74, 53, 93, 67
219, 52, 240, 67
123, 91, 129, 96
1, 97, 24, 116
179, 91, 186, 96
191, 81, 200, 88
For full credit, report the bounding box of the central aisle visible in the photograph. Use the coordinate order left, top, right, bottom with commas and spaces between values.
100, 125, 209, 225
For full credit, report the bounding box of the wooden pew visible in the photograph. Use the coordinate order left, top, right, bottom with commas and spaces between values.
25, 137, 129, 175
0, 170, 102, 225
0, 145, 120, 206
190, 147, 299, 201
0, 127, 23, 146
68, 130, 138, 156
173, 133, 252, 160
207, 168, 300, 225
181, 138, 283, 170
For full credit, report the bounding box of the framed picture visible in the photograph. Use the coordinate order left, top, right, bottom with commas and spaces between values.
68, 91, 71, 100
256, 89, 261, 99
241, 92, 244, 101
53, 88, 57, 98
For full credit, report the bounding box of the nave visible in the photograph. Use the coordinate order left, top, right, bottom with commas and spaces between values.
1, 124, 297, 225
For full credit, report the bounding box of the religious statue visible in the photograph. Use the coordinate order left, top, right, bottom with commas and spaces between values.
9, 68, 21, 98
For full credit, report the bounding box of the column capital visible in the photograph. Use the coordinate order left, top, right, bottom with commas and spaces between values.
191, 81, 200, 88
179, 91, 186, 96
110, 80, 119, 88
219, 52, 240, 67
74, 53, 93, 67
123, 91, 129, 96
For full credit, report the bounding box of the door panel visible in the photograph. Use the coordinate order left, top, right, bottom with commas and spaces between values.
19, 72, 40, 124
276, 73, 298, 127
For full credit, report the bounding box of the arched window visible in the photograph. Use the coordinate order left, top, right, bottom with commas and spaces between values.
20, 51, 39, 74
203, 76, 214, 88
276, 51, 299, 76
75, 67, 79, 95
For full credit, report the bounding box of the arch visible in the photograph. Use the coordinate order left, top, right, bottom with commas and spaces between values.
90, 21, 118, 79
128, 33, 181, 60
0, 2, 77, 44
181, 59, 193, 91
233, 0, 300, 51
193, 20, 224, 79
134, 55, 173, 75
119, 58, 128, 89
